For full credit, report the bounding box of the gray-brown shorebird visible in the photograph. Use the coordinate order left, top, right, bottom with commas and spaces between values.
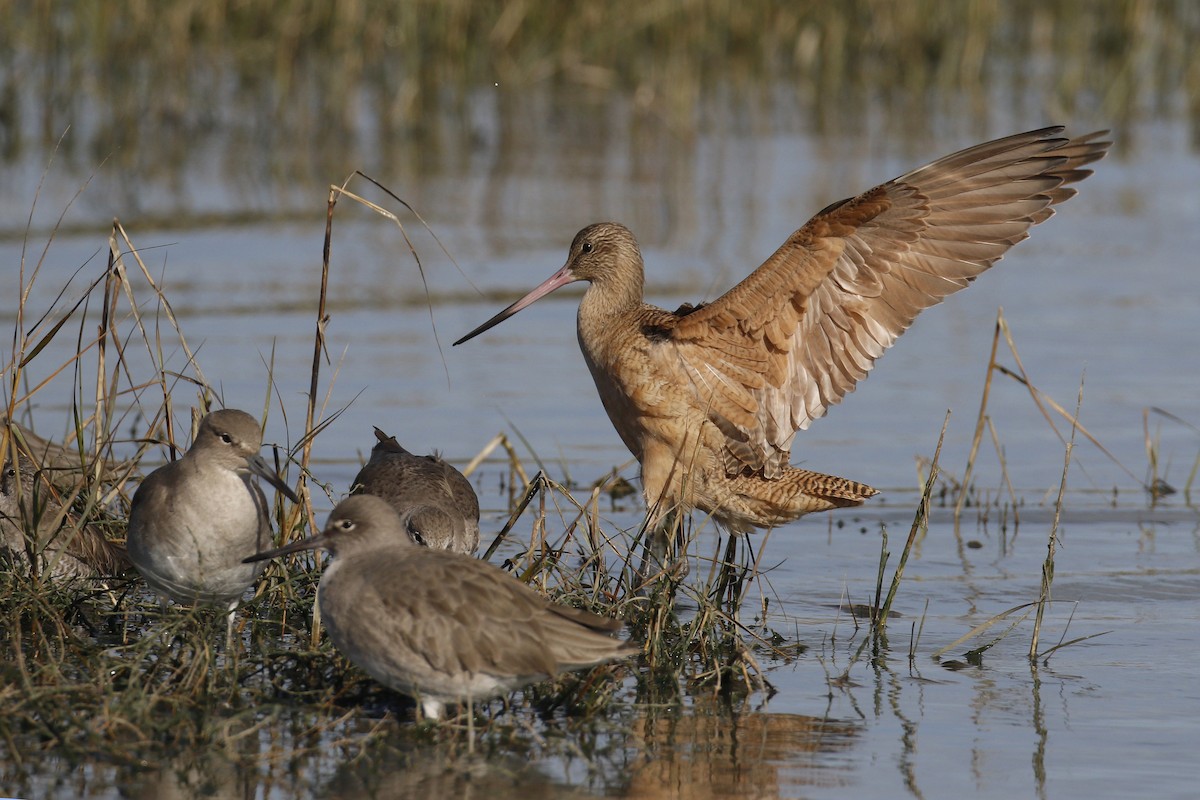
126, 409, 298, 640
245, 494, 637, 720
350, 427, 480, 554
0, 451, 130, 581
455, 127, 1111, 533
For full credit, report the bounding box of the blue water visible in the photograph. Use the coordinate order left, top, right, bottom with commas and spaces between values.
3, 82, 1200, 798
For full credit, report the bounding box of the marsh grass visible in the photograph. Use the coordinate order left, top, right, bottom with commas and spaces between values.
932, 316, 1125, 668
1, 174, 1142, 780
1142, 406, 1200, 500
0, 176, 787, 774
3, 0, 1194, 194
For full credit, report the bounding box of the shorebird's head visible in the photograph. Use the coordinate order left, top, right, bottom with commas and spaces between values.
193, 409, 299, 504
244, 495, 414, 563
393, 503, 462, 550
0, 451, 38, 510
561, 222, 641, 284
453, 221, 642, 346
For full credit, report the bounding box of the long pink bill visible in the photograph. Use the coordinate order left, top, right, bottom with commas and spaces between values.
453, 263, 578, 346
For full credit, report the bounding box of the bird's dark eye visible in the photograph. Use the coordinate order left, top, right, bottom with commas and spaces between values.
581, 241, 594, 254
407, 522, 426, 546
337, 519, 354, 532
220, 432, 234, 444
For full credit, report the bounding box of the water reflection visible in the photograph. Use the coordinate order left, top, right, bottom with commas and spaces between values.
119, 751, 256, 800
3, 2, 1198, 234
316, 749, 599, 800
624, 705, 860, 798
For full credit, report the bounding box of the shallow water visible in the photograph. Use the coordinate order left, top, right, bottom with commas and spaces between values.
4, 10, 1200, 798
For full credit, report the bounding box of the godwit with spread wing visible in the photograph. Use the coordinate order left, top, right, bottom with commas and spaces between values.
455, 127, 1110, 533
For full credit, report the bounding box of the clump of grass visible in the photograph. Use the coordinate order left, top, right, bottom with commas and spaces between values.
0, 208, 299, 760
2, 173, 799, 777
955, 308, 1143, 520
932, 331, 1116, 668
877, 412, 949, 629
1141, 406, 1200, 500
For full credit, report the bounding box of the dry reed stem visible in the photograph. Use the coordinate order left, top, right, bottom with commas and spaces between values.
1029, 377, 1083, 660
994, 316, 1138, 486
878, 412, 949, 628
931, 602, 1036, 660
956, 308, 1004, 518
958, 310, 1144, 521
461, 432, 506, 477
1144, 407, 1200, 496
297, 179, 343, 544
985, 415, 1020, 529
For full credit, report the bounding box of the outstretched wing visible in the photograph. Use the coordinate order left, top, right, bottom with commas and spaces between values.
663, 127, 1111, 477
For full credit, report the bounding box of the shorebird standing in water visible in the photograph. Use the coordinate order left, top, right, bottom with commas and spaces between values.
245, 495, 637, 727
126, 409, 299, 645
350, 427, 480, 555
455, 127, 1110, 537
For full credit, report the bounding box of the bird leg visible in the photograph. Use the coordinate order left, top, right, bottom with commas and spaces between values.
466, 695, 475, 756
712, 532, 750, 611
418, 695, 444, 723
224, 599, 239, 654
635, 508, 692, 591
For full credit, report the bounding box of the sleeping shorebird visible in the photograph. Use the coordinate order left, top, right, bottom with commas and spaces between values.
0, 450, 130, 581
350, 427, 480, 555
245, 494, 636, 722
455, 127, 1111, 534
126, 409, 299, 644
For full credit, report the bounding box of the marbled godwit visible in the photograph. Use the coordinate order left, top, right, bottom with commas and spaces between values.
126, 409, 299, 642
455, 127, 1111, 532
245, 495, 637, 721
350, 427, 480, 554
0, 451, 130, 580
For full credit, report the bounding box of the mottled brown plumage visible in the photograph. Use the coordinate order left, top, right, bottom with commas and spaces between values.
1, 416, 136, 486
456, 127, 1110, 532
350, 427, 480, 554
0, 451, 131, 581
245, 495, 637, 719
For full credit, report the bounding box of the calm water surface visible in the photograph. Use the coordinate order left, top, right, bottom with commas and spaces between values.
4, 38, 1200, 800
